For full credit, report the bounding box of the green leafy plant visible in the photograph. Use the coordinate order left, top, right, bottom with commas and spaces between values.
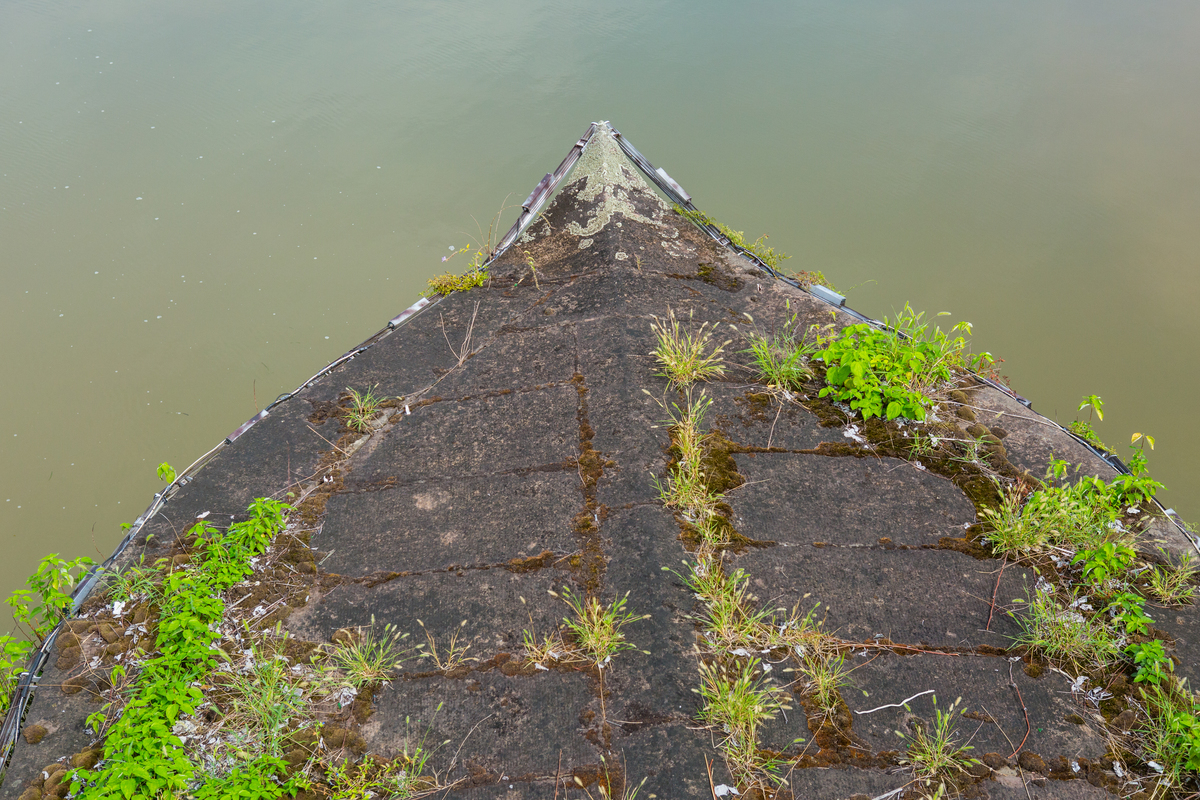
1107, 592, 1155, 636
1127, 640, 1175, 685
69, 498, 290, 799
816, 306, 984, 421
982, 476, 1125, 558
344, 385, 385, 432
193, 754, 309, 800
1109, 434, 1165, 507
553, 587, 648, 669
1079, 394, 1104, 422
157, 461, 177, 483
6, 553, 95, 643
1074, 542, 1136, 586
650, 307, 729, 389
0, 634, 34, 712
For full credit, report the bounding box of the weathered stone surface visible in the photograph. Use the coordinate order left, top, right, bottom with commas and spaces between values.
840, 653, 1107, 763
726, 452, 978, 548
315, 472, 581, 576
732, 545, 1030, 649
968, 385, 1117, 484
4, 124, 1192, 800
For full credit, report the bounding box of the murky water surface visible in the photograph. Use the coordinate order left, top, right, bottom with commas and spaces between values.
3, 2, 1199, 630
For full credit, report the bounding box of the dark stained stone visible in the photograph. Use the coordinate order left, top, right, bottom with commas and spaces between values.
4, 124, 1191, 800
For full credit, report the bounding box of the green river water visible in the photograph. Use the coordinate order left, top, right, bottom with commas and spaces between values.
3, 1, 1199, 634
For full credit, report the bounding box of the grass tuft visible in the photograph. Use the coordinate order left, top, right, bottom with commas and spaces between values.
650, 307, 729, 389
1010, 584, 1119, 673
900, 696, 979, 792
553, 587, 648, 669
696, 658, 790, 788
1146, 549, 1197, 605
743, 316, 818, 391
328, 620, 414, 687
344, 385, 385, 432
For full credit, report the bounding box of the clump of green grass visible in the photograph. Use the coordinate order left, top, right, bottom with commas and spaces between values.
1147, 550, 1197, 605
899, 696, 979, 793
743, 316, 818, 391
650, 307, 729, 389
802, 652, 852, 721
553, 587, 648, 669
1138, 684, 1200, 792
345, 385, 385, 432
696, 658, 791, 788
105, 555, 161, 603
1010, 584, 1119, 673
655, 390, 722, 516
225, 655, 307, 756
982, 480, 1125, 558
416, 618, 478, 672
327, 620, 414, 687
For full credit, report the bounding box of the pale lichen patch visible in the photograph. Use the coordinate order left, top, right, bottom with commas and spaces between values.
564, 127, 667, 238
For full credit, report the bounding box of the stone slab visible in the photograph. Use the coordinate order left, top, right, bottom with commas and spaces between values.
315, 472, 582, 576
364, 669, 596, 783
841, 653, 1107, 764
732, 546, 1031, 649
727, 453, 978, 548
351, 385, 579, 484
284, 569, 567, 656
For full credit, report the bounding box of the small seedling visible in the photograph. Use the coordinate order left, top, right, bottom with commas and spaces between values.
344, 385, 385, 432
416, 619, 478, 672
157, 461, 177, 483
1079, 394, 1104, 423
523, 249, 540, 289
